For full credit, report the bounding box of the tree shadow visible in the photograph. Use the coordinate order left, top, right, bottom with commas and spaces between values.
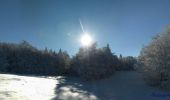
51, 71, 170, 100
51, 76, 115, 100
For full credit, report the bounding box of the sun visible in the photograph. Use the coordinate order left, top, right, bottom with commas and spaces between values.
80, 33, 93, 47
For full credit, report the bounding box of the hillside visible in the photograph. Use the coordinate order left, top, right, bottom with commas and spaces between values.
0, 71, 169, 100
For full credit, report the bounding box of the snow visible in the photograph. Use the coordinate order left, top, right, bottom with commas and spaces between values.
0, 74, 58, 100
0, 71, 170, 100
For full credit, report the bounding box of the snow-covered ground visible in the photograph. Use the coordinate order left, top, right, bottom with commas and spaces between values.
0, 71, 170, 100
0, 74, 58, 100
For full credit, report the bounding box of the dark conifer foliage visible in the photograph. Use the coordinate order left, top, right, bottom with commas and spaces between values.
0, 40, 70, 76
70, 43, 119, 80
0, 41, 135, 80
116, 56, 137, 71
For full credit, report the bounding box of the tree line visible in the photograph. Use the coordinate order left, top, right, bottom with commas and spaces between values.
0, 41, 70, 75
0, 40, 136, 80
1, 27, 170, 90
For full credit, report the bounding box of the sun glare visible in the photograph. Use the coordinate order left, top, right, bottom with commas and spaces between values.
80, 33, 93, 47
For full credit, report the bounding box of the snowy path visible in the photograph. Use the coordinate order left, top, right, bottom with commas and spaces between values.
0, 71, 170, 100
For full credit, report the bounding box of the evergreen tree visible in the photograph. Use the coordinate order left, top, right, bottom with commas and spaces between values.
0, 49, 9, 72
71, 43, 117, 80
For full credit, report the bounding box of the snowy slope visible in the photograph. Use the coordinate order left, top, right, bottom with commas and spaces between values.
0, 71, 170, 100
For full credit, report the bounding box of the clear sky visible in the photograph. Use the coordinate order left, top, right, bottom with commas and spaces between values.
0, 0, 170, 56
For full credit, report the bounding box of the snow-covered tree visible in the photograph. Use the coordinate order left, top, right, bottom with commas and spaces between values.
139, 27, 170, 90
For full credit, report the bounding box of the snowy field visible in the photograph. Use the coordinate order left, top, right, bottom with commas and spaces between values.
0, 74, 58, 100
0, 71, 170, 100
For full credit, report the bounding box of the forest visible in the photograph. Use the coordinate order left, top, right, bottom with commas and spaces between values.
0, 27, 170, 90
0, 41, 136, 80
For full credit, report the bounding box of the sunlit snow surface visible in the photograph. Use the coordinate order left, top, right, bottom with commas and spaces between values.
0, 74, 58, 100
0, 74, 97, 100
1, 72, 170, 100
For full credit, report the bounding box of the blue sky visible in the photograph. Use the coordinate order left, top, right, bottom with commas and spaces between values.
0, 0, 170, 56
